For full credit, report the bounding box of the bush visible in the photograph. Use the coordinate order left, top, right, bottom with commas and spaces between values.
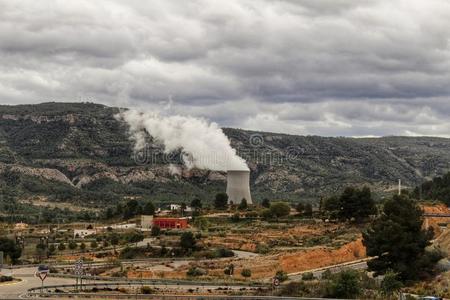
301, 272, 314, 281
141, 286, 154, 294
151, 225, 161, 237
255, 243, 270, 254
326, 270, 361, 299
275, 270, 288, 282
216, 248, 234, 258
279, 281, 308, 297
58, 242, 66, 251
187, 267, 207, 277
0, 275, 13, 282
180, 232, 196, 251
241, 268, 252, 278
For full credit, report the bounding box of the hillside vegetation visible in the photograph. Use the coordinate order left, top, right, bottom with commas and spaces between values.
1, 102, 450, 210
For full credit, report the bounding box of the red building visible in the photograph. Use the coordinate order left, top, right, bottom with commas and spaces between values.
153, 217, 188, 229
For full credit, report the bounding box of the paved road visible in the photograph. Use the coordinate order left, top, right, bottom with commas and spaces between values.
0, 267, 80, 299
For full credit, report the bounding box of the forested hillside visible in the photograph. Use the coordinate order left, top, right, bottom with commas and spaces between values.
1, 102, 450, 218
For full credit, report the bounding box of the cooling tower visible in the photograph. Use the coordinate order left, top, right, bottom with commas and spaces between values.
226, 170, 252, 205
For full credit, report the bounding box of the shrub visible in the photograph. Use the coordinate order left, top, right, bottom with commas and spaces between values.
151, 225, 161, 237
241, 269, 252, 278
58, 242, 66, 251
256, 243, 270, 254
326, 270, 361, 299
0, 275, 13, 282
187, 267, 207, 277
141, 286, 154, 294
301, 272, 314, 281
279, 281, 308, 297
275, 270, 288, 282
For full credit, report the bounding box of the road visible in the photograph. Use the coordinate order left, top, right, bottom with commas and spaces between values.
0, 267, 79, 299
1, 265, 266, 299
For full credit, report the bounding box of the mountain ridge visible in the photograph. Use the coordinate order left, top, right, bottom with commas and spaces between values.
1, 102, 449, 207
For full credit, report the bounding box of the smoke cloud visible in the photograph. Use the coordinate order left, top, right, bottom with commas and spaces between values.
118, 109, 248, 171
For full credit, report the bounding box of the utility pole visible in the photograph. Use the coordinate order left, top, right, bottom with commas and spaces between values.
398, 179, 402, 196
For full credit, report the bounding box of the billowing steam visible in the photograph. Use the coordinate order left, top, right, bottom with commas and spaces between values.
118, 109, 248, 171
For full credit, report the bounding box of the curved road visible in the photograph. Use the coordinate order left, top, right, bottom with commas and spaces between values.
0, 267, 79, 299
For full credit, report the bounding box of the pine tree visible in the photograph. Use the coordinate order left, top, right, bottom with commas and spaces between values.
363, 195, 435, 281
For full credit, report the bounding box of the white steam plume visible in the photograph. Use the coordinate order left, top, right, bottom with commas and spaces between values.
118, 109, 248, 171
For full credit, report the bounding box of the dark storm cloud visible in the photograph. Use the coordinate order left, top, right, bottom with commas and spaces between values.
1, 0, 450, 136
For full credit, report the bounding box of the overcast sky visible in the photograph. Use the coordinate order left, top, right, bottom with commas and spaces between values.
1, 0, 450, 137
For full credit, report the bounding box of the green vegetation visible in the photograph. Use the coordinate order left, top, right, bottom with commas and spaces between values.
0, 237, 22, 264
363, 194, 439, 281
325, 270, 361, 299
180, 232, 197, 251
241, 268, 252, 278
322, 186, 376, 222
214, 192, 228, 210
413, 171, 450, 205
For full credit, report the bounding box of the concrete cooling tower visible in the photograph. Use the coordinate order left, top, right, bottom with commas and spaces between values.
226, 170, 252, 204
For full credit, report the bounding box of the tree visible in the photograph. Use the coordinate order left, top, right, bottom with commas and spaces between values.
80, 242, 86, 251
191, 198, 202, 210
363, 195, 435, 281
90, 241, 98, 249
143, 201, 155, 215
105, 207, 113, 219
151, 225, 161, 237
327, 270, 361, 299
180, 232, 196, 251
180, 202, 187, 215
110, 234, 119, 252
0, 237, 22, 264
126, 231, 144, 245
241, 268, 252, 278
275, 270, 288, 282
238, 198, 248, 210
58, 242, 66, 251
304, 203, 313, 217
214, 193, 228, 210
322, 195, 341, 219
380, 270, 403, 298
261, 198, 270, 208
48, 244, 56, 256
35, 242, 47, 261
295, 202, 305, 213
269, 202, 291, 219
224, 263, 235, 276
68, 240, 77, 250
123, 199, 140, 219
323, 187, 376, 222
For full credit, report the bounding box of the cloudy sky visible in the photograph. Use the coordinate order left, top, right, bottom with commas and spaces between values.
1, 0, 450, 137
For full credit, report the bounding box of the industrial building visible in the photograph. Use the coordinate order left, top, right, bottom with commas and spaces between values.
153, 217, 188, 229
226, 170, 252, 204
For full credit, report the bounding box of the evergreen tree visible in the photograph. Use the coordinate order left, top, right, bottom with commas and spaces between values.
214, 193, 228, 210
363, 195, 435, 281
261, 198, 270, 208
304, 203, 313, 217
180, 231, 196, 251
238, 198, 248, 210
191, 198, 202, 210
0, 238, 22, 264
142, 201, 155, 215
